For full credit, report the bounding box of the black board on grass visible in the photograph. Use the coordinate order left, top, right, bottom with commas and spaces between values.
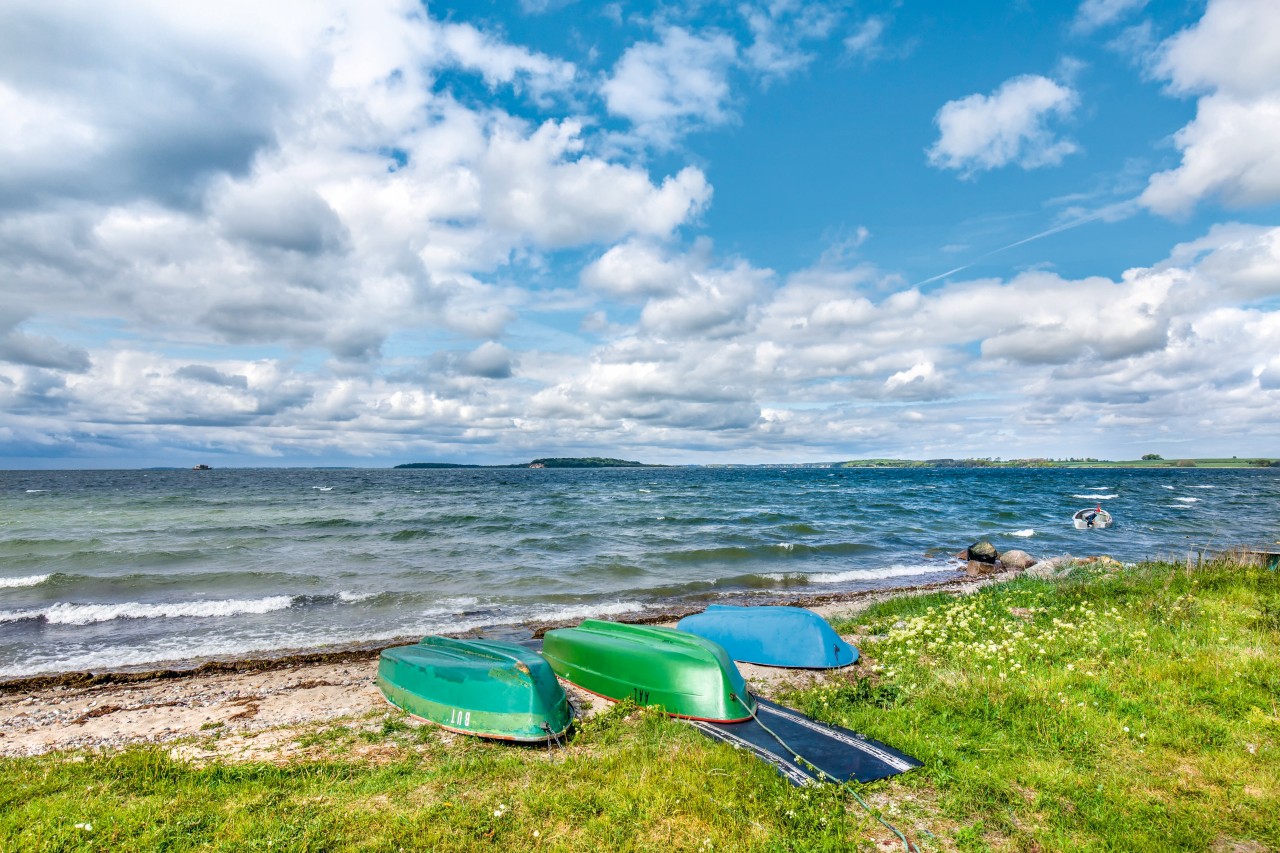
686, 697, 921, 787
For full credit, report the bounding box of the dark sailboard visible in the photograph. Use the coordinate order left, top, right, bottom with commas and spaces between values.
685, 697, 921, 786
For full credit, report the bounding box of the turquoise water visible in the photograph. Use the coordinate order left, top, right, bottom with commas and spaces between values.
2, 466, 1278, 678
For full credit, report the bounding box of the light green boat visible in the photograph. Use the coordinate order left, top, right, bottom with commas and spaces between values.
377, 636, 572, 742
542, 619, 756, 722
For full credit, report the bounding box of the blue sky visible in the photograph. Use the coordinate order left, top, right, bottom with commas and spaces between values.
1, 0, 1278, 467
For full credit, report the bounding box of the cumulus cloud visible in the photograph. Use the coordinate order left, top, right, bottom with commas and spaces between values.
0, 1, 711, 366
843, 16, 888, 60
3, 2, 1279, 465
7, 216, 1280, 462
602, 27, 739, 146
927, 75, 1080, 176
0, 329, 91, 372
742, 1, 842, 79
1141, 0, 1280, 215
1072, 0, 1147, 34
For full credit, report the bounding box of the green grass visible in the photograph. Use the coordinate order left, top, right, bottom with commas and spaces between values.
3, 560, 1278, 851
804, 559, 1280, 851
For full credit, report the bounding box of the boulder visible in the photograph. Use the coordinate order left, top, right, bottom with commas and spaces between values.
966, 540, 999, 564
966, 560, 999, 577
1000, 549, 1037, 570
1026, 555, 1074, 580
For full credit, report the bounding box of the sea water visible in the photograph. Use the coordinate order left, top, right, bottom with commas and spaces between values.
2, 466, 1278, 678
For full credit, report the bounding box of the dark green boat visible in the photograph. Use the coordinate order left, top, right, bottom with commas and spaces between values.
542, 620, 756, 722
377, 637, 571, 742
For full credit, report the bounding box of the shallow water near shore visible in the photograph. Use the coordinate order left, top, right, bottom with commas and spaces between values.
2, 466, 1277, 678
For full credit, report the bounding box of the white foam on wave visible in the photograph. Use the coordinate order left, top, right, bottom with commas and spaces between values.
1192, 485, 1216, 489
1073, 493, 1118, 499
338, 591, 376, 603
313, 486, 333, 491
1083, 486, 1113, 491
0, 595, 296, 626
528, 601, 644, 621
1008, 529, 1035, 538
796, 564, 946, 584
1162, 485, 1176, 490
0, 623, 428, 680
1175, 496, 1199, 503
0, 574, 50, 589
418, 596, 481, 617
25, 489, 46, 493
414, 599, 644, 634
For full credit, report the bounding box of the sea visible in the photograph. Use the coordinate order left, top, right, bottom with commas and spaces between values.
2, 466, 1278, 679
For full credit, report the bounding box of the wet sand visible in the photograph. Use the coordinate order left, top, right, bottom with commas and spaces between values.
0, 566, 1022, 758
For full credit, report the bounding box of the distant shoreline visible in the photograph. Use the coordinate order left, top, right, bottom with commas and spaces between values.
392, 457, 1280, 470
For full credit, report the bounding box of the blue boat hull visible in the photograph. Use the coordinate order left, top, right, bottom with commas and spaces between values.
676, 605, 858, 669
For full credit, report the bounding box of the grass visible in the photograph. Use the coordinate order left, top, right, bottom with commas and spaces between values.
3, 559, 1278, 851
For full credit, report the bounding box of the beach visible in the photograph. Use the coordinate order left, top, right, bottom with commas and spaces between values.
0, 566, 1022, 758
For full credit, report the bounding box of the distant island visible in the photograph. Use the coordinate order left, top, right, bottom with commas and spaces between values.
707, 456, 1280, 469
395, 457, 660, 469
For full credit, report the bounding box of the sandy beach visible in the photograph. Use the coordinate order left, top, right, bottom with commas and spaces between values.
0, 566, 1023, 759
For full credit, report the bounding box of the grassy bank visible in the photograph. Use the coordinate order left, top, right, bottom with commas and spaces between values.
3, 559, 1277, 852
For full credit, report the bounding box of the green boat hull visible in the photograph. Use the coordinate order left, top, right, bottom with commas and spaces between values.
377, 637, 571, 742
542, 620, 755, 722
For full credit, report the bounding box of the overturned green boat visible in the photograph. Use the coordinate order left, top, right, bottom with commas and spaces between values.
542, 620, 756, 722
377, 636, 572, 742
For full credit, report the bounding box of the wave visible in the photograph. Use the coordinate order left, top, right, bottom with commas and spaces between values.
524, 601, 643, 623
798, 563, 949, 584
418, 596, 481, 617
1175, 497, 1199, 503
1007, 529, 1035, 538
25, 489, 47, 493
1073, 494, 1118, 500
777, 523, 821, 535
663, 542, 877, 563
0, 574, 50, 589
1082, 486, 1114, 491
337, 591, 377, 603
0, 595, 296, 626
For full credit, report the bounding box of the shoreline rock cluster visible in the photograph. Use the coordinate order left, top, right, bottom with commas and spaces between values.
959, 539, 1037, 576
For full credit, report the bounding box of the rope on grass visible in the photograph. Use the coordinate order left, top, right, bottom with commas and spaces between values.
730, 692, 914, 852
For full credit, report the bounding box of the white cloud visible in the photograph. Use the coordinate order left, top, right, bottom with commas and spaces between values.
0, 1, 711, 365
1140, 0, 1280, 216
1072, 0, 1147, 34
7, 215, 1280, 462
2, 2, 1280, 465
927, 75, 1080, 176
843, 16, 887, 59
433, 20, 578, 103
601, 26, 738, 146
742, 1, 842, 79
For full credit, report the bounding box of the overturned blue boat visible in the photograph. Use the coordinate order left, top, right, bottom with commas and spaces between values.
676, 604, 858, 669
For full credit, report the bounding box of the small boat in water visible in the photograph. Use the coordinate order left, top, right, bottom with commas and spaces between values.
1073, 506, 1113, 529
542, 619, 755, 722
377, 636, 571, 742
677, 605, 858, 669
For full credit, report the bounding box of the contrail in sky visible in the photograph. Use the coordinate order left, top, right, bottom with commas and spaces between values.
914, 198, 1141, 287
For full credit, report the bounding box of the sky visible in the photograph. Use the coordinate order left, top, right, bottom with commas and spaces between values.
2, 0, 1279, 468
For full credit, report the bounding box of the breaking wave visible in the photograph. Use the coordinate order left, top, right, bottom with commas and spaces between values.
0, 595, 296, 626
0, 574, 50, 589
790, 564, 947, 584
1073, 494, 1118, 500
